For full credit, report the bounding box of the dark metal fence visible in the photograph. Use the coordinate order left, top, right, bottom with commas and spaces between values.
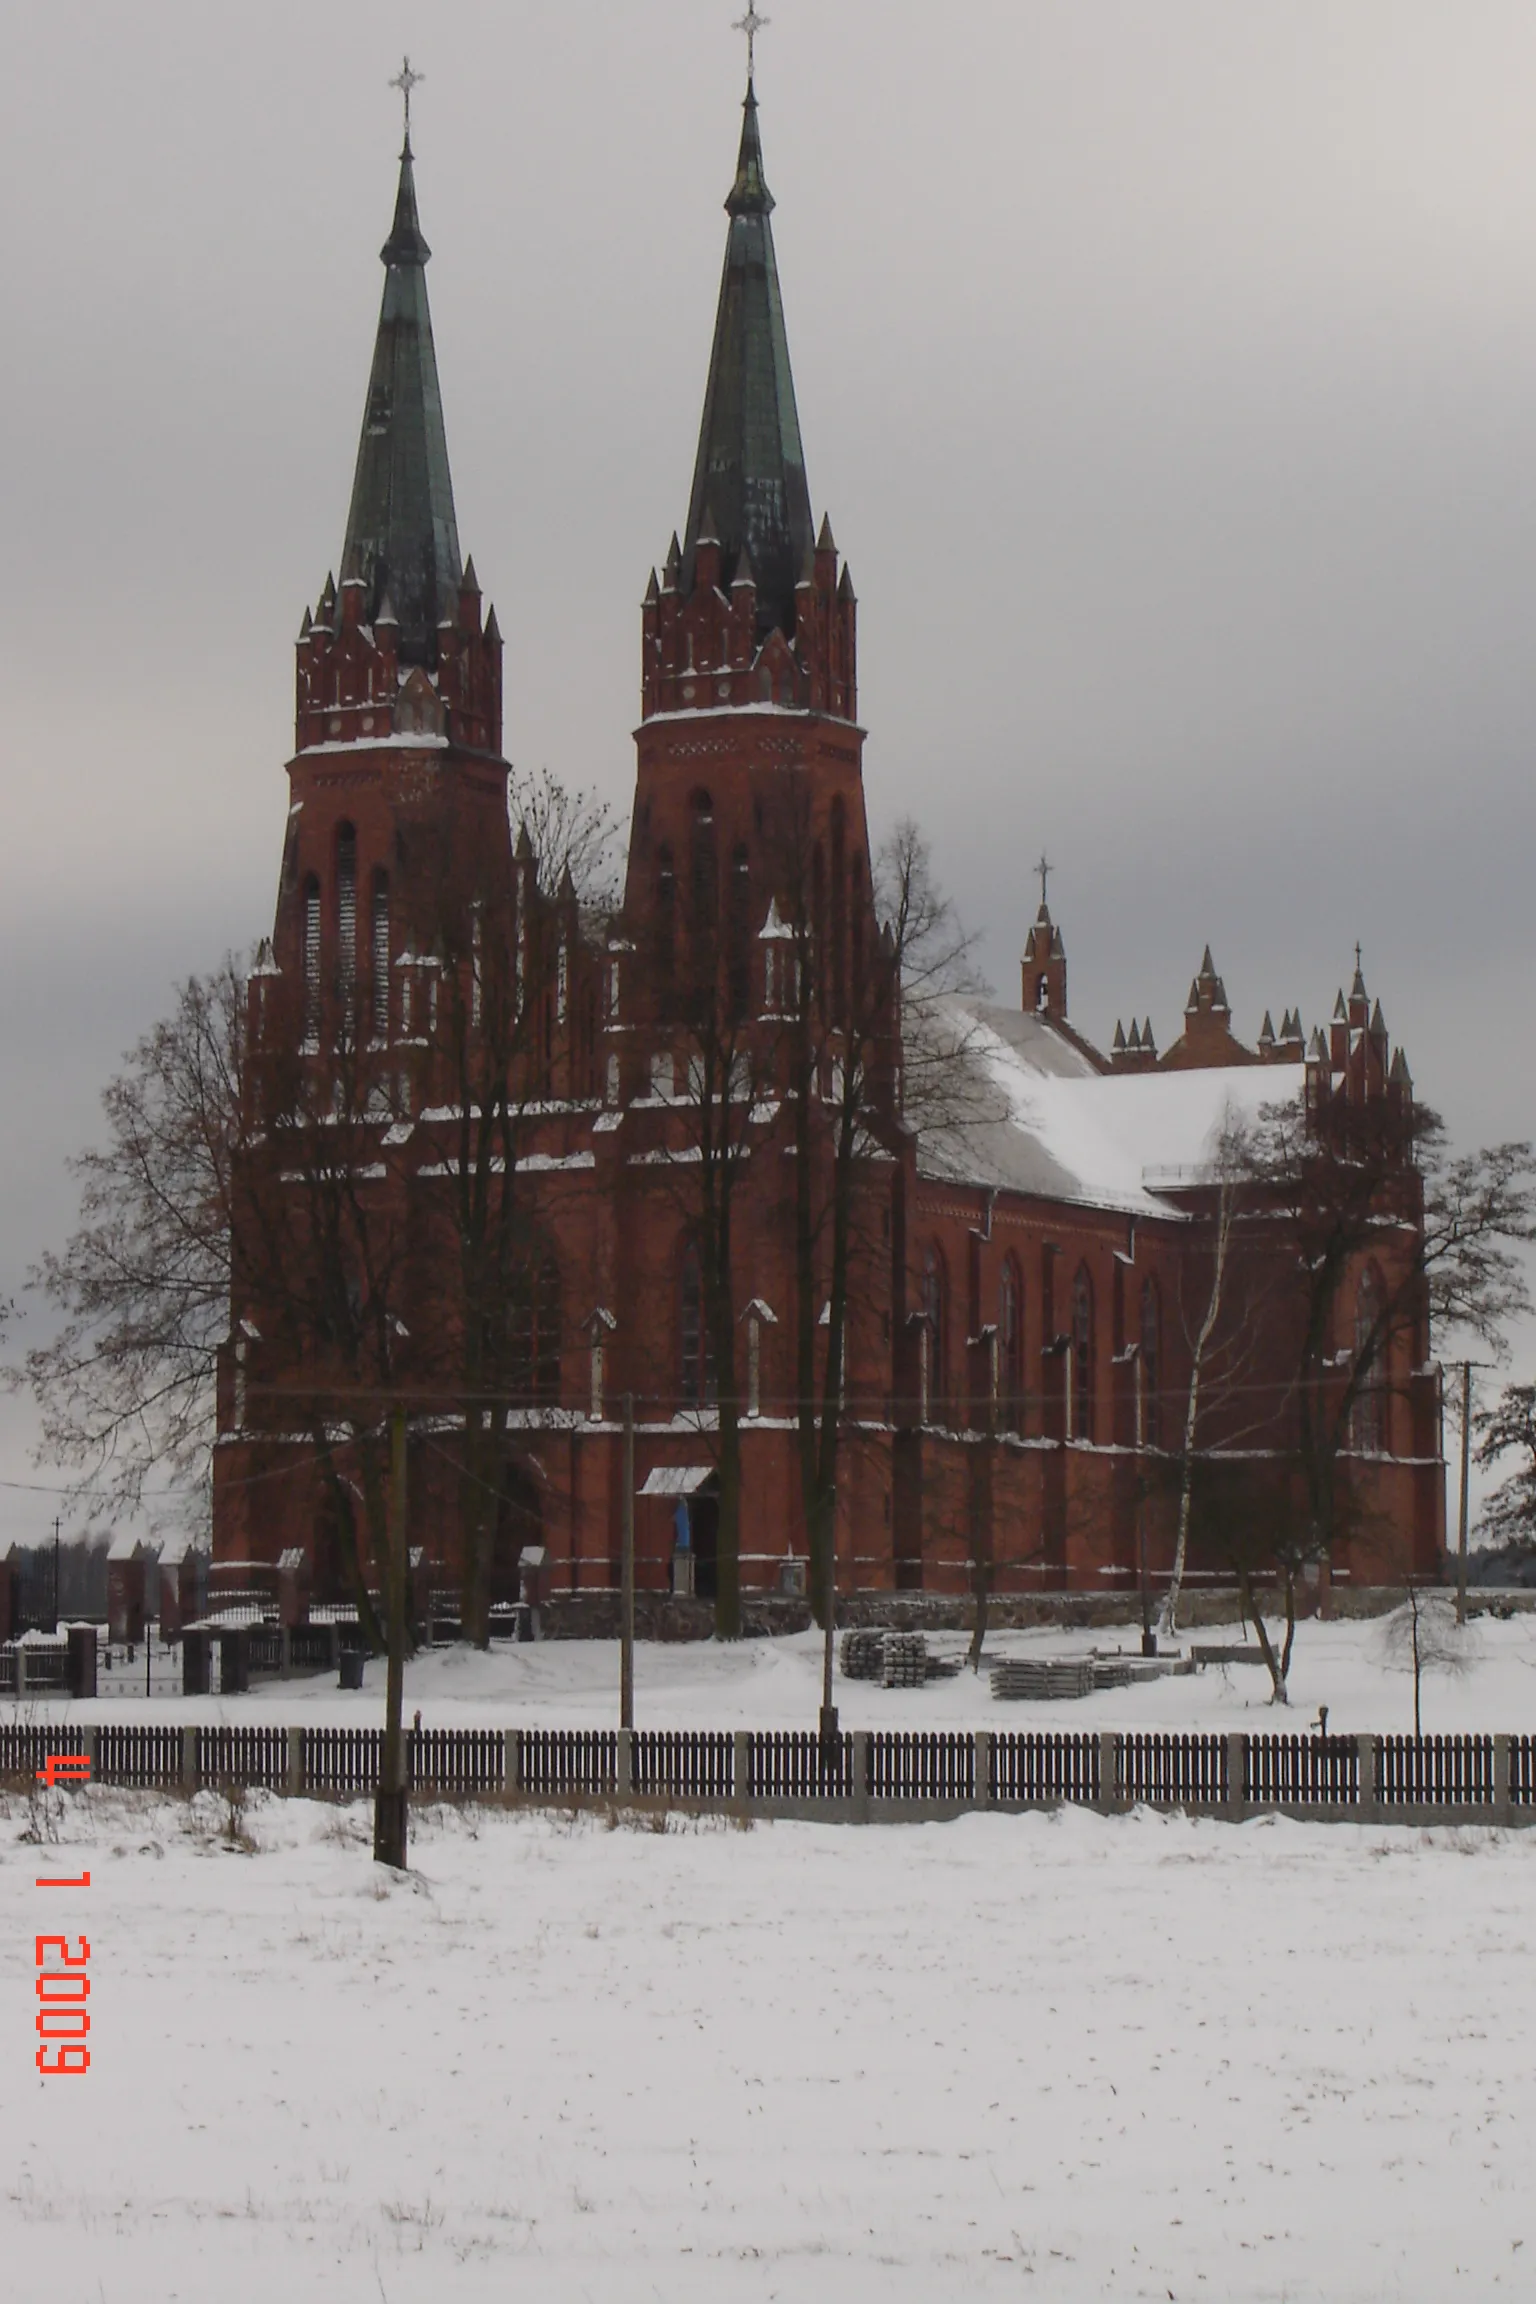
747, 1729, 853, 1799
634, 1730, 734, 1800
5, 1720, 1534, 1822
1375, 1732, 1494, 1807
991, 1730, 1100, 1804
1121, 1732, 1228, 1808
519, 1729, 616, 1797
870, 1729, 974, 1802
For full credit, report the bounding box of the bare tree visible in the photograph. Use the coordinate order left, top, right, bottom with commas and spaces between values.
1160, 1127, 1245, 1641
779, 814, 985, 1626
425, 771, 616, 1645
21, 961, 246, 1524
1235, 1094, 1536, 1625
1474, 1381, 1536, 1554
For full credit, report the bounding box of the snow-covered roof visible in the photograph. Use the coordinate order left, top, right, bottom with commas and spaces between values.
914, 999, 1302, 1217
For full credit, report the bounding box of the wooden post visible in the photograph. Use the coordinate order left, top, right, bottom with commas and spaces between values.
621, 1393, 635, 1733
733, 1727, 752, 1809
1494, 1733, 1512, 1825
616, 1727, 634, 1798
504, 1726, 522, 1796
287, 1726, 304, 1798
374, 1407, 409, 1869
181, 1723, 198, 1796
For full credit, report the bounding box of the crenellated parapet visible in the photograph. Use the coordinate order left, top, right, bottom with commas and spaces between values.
295, 558, 503, 755
640, 512, 856, 723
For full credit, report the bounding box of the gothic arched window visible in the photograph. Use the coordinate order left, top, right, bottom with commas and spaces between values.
1071, 1264, 1095, 1442
1140, 1277, 1161, 1448
999, 1256, 1025, 1434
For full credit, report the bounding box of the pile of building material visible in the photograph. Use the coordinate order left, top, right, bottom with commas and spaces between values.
989, 1658, 1096, 1702
880, 1631, 930, 1689
839, 1629, 887, 1681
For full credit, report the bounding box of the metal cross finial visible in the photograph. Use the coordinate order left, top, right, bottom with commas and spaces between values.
1355, 941, 1363, 975
1037, 853, 1053, 910
733, 5, 770, 79
390, 56, 424, 145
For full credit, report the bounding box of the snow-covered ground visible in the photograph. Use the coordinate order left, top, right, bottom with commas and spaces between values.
5, 1786, 1533, 2301
31, 1607, 1536, 1733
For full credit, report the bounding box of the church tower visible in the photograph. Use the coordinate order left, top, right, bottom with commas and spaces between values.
264, 116, 508, 1080
620, 72, 866, 1070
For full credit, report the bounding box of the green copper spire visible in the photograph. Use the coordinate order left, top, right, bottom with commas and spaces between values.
339, 132, 461, 665
683, 80, 814, 641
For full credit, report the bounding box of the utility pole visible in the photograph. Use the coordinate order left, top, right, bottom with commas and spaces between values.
620, 1393, 635, 1732
374, 1407, 409, 1869
1457, 1360, 1473, 1629
52, 1517, 61, 1635
819, 1482, 838, 1773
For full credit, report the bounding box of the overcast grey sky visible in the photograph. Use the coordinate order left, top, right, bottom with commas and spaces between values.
2, 1, 1534, 1538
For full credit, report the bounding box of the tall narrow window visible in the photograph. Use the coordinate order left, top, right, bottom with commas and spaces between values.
371, 871, 390, 1041
1352, 1265, 1384, 1452
302, 875, 321, 1046
850, 851, 867, 1020
1071, 1265, 1095, 1442
830, 796, 847, 1023
1140, 1278, 1161, 1448
1000, 1256, 1025, 1434
510, 1247, 563, 1404
728, 843, 752, 1021
923, 1246, 948, 1425
335, 824, 357, 1024
655, 845, 676, 994
681, 1241, 716, 1406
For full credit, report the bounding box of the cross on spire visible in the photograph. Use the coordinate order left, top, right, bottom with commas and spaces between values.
733, 4, 770, 80
390, 55, 423, 148
1037, 853, 1053, 911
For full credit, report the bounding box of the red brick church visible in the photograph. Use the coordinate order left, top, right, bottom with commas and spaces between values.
212, 76, 1445, 1620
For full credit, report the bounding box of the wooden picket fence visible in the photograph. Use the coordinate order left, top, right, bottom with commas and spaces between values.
4, 1721, 1535, 1823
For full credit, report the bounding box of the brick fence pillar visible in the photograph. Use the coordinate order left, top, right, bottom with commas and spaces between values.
287, 1726, 304, 1798
1357, 1732, 1377, 1822
1226, 1731, 1247, 1824
182, 1724, 199, 1795
733, 1729, 752, 1808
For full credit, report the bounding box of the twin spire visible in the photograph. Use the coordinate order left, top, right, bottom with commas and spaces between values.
682, 79, 816, 640
338, 130, 462, 665
331, 66, 819, 664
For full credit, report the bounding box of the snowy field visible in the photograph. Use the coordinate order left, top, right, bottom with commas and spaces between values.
6, 1785, 1534, 2302
31, 1607, 1536, 1734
